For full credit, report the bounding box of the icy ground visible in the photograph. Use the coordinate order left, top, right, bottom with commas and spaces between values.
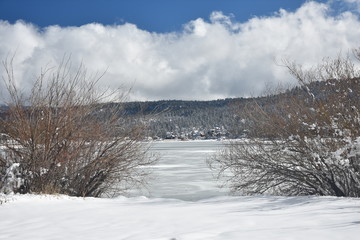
129, 140, 229, 200
1, 141, 360, 239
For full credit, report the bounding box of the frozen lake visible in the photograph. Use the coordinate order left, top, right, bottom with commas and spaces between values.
130, 140, 229, 200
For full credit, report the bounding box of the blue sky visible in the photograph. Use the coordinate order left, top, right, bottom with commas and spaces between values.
0, 0, 360, 101
1, 0, 323, 32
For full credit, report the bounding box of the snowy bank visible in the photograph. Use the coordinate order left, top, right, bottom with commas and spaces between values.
1, 194, 360, 240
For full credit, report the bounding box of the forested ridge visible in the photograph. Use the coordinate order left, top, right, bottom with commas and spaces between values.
1, 78, 357, 140
112, 78, 359, 140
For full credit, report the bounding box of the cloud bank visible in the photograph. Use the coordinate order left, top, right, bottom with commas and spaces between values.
1, 1, 360, 101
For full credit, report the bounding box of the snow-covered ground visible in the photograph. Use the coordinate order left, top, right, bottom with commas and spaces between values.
1, 141, 360, 240
1, 194, 360, 240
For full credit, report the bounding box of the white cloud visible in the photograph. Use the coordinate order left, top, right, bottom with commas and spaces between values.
1, 1, 360, 101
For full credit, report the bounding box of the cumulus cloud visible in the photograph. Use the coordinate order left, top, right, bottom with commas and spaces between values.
1, 1, 360, 101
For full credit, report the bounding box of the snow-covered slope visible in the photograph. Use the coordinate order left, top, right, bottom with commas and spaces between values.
1, 194, 360, 240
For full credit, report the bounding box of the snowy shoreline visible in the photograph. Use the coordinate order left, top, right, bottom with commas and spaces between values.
1, 194, 360, 240
2, 141, 360, 240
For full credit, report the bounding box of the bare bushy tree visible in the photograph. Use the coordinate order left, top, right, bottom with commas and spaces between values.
209, 52, 360, 197
0, 57, 156, 197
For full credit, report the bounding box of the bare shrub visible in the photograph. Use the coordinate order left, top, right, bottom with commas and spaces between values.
209, 52, 360, 197
0, 57, 156, 197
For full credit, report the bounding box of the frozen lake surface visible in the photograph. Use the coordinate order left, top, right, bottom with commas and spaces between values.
130, 140, 228, 200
